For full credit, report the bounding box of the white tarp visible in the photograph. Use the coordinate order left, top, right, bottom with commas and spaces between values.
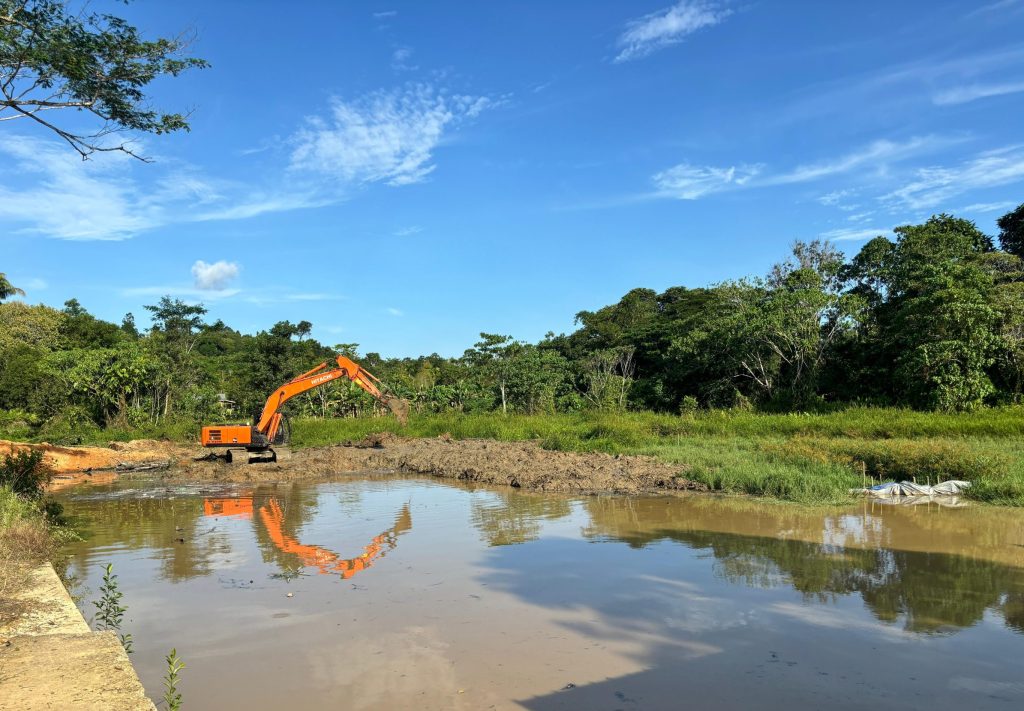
853, 480, 972, 498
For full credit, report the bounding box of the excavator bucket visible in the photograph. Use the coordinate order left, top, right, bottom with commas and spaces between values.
386, 397, 410, 426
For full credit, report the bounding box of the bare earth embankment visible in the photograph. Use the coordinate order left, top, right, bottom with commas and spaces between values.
4, 435, 703, 495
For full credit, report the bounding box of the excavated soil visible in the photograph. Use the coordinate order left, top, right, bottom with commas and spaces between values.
5, 434, 703, 496
168, 433, 704, 495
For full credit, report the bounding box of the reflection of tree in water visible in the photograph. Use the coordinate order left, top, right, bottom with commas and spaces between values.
469, 490, 572, 546
584, 497, 1024, 635
63, 493, 230, 582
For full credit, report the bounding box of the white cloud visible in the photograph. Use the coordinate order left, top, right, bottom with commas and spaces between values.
289, 84, 494, 187
191, 260, 240, 291
933, 80, 1024, 105
651, 137, 946, 201
387, 307, 404, 317
122, 285, 241, 300
818, 189, 854, 207
22, 277, 48, 290
652, 163, 760, 199
392, 47, 417, 71
394, 225, 423, 236
615, 1, 730, 63
819, 227, 893, 242
373, 10, 397, 19
882, 146, 1024, 210
766, 137, 945, 185
284, 293, 344, 301
960, 200, 1019, 213
0, 136, 166, 240
0, 134, 315, 240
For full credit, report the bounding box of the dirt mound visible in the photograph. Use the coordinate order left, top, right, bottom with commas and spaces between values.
169, 436, 704, 495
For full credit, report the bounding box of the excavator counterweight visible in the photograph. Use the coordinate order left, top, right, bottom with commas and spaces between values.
200, 355, 407, 463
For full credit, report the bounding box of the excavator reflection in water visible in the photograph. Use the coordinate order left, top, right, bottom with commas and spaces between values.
203, 494, 412, 580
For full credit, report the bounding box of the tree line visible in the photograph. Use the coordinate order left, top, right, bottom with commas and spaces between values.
2, 205, 1024, 440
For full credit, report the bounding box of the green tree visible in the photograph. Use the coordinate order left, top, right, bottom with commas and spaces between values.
883, 216, 997, 410
144, 297, 207, 418
0, 0, 208, 159
997, 203, 1024, 258
0, 272, 24, 300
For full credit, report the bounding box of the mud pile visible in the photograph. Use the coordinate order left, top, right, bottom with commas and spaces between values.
170, 434, 704, 495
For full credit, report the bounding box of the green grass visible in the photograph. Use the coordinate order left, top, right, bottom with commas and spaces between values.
290, 407, 1024, 505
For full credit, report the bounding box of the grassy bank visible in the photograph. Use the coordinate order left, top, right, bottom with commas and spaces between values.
0, 451, 70, 624
291, 408, 1024, 505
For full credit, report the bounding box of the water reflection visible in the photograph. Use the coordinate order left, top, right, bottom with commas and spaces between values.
470, 489, 571, 546
582, 496, 1024, 634
64, 493, 231, 582
60, 480, 1024, 638
202, 491, 412, 580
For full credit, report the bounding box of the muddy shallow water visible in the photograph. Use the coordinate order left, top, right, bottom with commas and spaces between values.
57, 475, 1024, 710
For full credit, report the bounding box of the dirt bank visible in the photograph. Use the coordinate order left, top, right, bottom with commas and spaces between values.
1, 439, 193, 491
170, 433, 704, 495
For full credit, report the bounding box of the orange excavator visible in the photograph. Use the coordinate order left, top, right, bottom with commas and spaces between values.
200, 355, 408, 464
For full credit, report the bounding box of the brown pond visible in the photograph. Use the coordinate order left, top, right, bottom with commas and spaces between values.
57, 476, 1024, 710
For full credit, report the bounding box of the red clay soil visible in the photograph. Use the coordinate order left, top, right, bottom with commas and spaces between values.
0, 439, 193, 491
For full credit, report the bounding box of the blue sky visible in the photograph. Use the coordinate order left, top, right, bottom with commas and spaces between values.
4, 0, 1024, 357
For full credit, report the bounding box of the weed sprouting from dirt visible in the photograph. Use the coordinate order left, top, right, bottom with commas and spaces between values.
163, 648, 185, 711
93, 563, 133, 653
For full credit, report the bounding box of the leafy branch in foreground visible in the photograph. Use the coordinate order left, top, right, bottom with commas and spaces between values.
163, 648, 185, 711
93, 562, 133, 653
0, 0, 208, 159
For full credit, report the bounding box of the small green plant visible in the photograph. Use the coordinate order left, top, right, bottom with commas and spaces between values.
163, 648, 185, 711
93, 563, 133, 653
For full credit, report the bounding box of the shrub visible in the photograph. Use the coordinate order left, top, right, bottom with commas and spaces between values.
37, 406, 101, 445
0, 449, 53, 499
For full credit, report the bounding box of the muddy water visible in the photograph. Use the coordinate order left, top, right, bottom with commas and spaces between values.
57, 476, 1024, 711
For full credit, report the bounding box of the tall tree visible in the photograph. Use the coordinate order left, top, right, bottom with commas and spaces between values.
998, 203, 1024, 259
0, 272, 23, 300
1, 0, 208, 159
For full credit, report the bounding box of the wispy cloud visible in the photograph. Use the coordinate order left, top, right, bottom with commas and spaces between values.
959, 200, 1019, 213
819, 226, 892, 242
391, 47, 418, 72
1, 80, 497, 240
122, 285, 241, 300
290, 83, 494, 187
652, 136, 946, 201
764, 137, 949, 185
21, 277, 48, 290
932, 80, 1024, 105
652, 163, 760, 199
882, 146, 1024, 210
386, 307, 404, 317
284, 293, 344, 301
394, 225, 423, 237
615, 1, 730, 63
373, 10, 397, 19
0, 136, 170, 240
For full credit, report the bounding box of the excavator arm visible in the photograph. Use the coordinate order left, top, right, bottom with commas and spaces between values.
256, 356, 408, 442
